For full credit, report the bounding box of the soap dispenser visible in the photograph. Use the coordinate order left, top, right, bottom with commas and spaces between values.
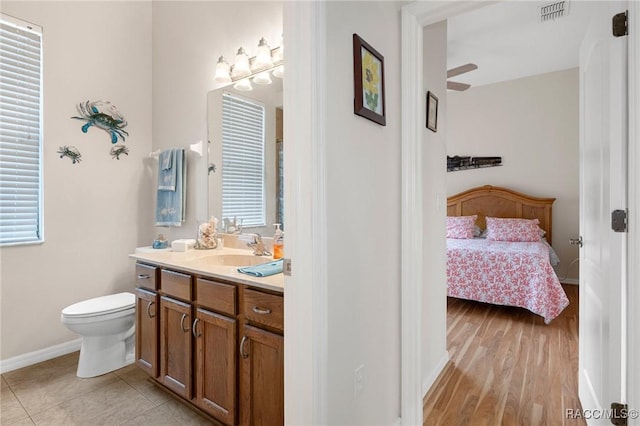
272, 223, 284, 260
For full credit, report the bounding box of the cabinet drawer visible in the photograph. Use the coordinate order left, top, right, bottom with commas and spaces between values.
243, 289, 283, 332
196, 278, 236, 316
136, 263, 158, 291
160, 269, 192, 301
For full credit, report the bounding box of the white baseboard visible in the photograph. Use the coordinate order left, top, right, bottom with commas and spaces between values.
0, 338, 82, 374
422, 351, 450, 397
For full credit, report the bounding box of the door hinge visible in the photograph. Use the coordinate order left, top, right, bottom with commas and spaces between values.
612, 209, 628, 232
613, 11, 628, 37
611, 402, 628, 425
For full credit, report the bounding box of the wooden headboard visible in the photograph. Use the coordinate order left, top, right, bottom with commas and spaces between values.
447, 185, 556, 244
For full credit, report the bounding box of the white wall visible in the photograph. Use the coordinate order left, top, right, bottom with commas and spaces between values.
326, 2, 401, 425
421, 20, 449, 394
324, 2, 402, 424
0, 1, 153, 361
151, 1, 282, 242
447, 68, 580, 281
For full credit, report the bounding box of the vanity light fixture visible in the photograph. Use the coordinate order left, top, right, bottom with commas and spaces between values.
231, 47, 251, 79
233, 78, 253, 91
214, 37, 284, 85
253, 37, 274, 70
214, 56, 232, 83
253, 71, 272, 85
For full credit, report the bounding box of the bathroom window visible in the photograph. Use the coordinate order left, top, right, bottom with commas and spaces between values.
221, 92, 266, 228
0, 14, 43, 246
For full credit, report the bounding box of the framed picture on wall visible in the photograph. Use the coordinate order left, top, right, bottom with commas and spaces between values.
353, 33, 386, 126
426, 91, 438, 132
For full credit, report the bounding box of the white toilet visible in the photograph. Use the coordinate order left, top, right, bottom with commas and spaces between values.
61, 292, 136, 378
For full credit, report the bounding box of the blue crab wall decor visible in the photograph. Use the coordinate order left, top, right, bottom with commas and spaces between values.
110, 144, 129, 160
71, 100, 129, 143
57, 146, 82, 164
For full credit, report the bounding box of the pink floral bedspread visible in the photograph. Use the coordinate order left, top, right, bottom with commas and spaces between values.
446, 238, 569, 324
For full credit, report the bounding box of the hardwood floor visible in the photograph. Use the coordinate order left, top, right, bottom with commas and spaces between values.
423, 284, 584, 426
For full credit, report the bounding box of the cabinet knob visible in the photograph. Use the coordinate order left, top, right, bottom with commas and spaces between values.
192, 318, 201, 338
180, 313, 189, 333
240, 335, 249, 359
146, 301, 155, 318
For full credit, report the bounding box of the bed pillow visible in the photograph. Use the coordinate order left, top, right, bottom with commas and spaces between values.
446, 215, 477, 239
485, 217, 541, 242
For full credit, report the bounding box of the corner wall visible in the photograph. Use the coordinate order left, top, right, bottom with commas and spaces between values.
0, 1, 153, 361
447, 68, 580, 281
421, 20, 449, 394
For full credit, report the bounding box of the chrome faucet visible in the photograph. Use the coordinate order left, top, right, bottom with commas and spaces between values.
246, 233, 271, 256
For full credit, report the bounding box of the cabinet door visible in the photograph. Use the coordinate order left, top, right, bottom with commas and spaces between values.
194, 308, 237, 425
135, 288, 159, 377
159, 296, 192, 399
239, 325, 284, 426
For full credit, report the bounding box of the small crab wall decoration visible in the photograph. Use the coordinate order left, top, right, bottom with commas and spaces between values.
71, 100, 129, 144
57, 146, 82, 164
110, 144, 129, 160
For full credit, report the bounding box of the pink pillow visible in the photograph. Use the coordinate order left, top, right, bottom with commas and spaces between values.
446, 215, 477, 239
485, 217, 541, 242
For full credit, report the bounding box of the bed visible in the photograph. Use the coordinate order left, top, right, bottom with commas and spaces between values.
446, 185, 569, 324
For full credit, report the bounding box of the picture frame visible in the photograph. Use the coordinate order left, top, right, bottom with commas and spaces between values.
426, 91, 438, 132
353, 33, 386, 126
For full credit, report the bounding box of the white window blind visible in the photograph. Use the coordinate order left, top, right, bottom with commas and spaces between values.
221, 92, 265, 227
0, 14, 43, 246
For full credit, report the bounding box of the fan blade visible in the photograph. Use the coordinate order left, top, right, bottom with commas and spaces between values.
447, 63, 478, 78
447, 81, 471, 91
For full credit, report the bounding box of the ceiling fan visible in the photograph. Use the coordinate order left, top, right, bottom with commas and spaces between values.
447, 63, 478, 91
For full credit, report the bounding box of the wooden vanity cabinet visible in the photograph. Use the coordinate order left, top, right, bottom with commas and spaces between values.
239, 324, 284, 426
135, 288, 159, 377
159, 270, 193, 400
240, 289, 284, 426
133, 262, 283, 426
194, 278, 238, 425
134, 263, 159, 377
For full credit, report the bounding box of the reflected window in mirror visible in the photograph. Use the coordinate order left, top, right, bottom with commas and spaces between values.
222, 93, 266, 227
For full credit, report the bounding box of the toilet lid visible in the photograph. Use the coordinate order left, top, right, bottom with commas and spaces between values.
62, 292, 135, 318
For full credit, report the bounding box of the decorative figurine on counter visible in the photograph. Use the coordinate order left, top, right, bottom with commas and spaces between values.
152, 234, 169, 249
195, 216, 218, 249
71, 100, 129, 144
57, 145, 82, 164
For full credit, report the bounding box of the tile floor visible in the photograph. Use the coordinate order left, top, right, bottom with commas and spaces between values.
0, 352, 217, 425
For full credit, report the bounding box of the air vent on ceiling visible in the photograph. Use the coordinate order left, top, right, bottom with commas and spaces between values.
540, 1, 569, 22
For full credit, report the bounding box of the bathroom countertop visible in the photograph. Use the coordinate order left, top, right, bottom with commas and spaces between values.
129, 247, 284, 293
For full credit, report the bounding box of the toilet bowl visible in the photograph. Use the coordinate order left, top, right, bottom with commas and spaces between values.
61, 292, 136, 378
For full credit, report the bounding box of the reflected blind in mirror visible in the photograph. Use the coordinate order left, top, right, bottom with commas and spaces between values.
221, 93, 265, 227
0, 15, 43, 246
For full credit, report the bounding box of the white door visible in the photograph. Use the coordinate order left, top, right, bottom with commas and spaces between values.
579, 1, 628, 423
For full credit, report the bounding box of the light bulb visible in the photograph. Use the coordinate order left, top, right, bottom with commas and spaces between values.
234, 78, 253, 91
272, 65, 284, 79
253, 37, 273, 70
253, 71, 272, 85
232, 47, 250, 79
214, 56, 231, 83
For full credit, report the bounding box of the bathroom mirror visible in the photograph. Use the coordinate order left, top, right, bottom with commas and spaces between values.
207, 76, 283, 236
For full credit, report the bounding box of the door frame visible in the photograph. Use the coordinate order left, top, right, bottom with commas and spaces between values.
400, 1, 640, 425
627, 3, 640, 424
